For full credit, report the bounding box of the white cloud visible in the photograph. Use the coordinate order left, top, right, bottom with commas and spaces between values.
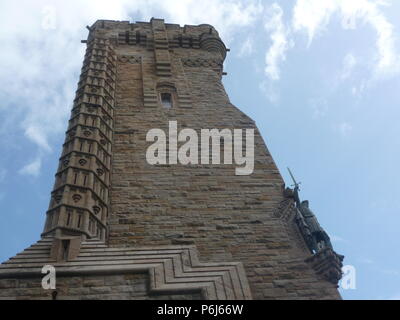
238, 37, 254, 57
259, 80, 280, 104
341, 53, 357, 80
264, 3, 293, 80
292, 0, 400, 76
259, 0, 399, 87
292, 0, 338, 45
19, 157, 42, 177
351, 79, 368, 97
24, 126, 52, 152
144, 0, 264, 43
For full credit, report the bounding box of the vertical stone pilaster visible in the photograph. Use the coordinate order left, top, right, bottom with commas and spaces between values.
151, 18, 172, 77
42, 36, 117, 244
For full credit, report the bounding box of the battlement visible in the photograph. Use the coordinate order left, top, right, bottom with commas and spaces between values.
87, 18, 228, 61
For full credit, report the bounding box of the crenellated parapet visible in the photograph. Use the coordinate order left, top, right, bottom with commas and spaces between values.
90, 18, 227, 72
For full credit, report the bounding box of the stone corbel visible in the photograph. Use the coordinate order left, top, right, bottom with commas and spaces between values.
305, 247, 344, 286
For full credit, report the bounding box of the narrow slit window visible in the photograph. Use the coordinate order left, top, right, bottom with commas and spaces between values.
161, 92, 173, 109
62, 240, 69, 261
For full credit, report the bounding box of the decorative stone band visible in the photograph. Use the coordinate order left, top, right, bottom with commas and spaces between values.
181, 58, 223, 75
0, 238, 252, 300
118, 55, 141, 64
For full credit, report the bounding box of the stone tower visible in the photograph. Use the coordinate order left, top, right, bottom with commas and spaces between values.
0, 18, 343, 300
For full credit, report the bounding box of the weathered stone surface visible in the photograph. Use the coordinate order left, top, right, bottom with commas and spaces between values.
0, 273, 201, 300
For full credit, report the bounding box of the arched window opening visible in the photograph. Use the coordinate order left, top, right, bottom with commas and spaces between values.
157, 82, 177, 109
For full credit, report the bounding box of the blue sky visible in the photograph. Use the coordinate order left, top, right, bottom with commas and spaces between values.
0, 0, 399, 299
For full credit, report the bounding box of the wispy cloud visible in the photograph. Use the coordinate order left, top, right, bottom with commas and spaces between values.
351, 79, 368, 97
238, 37, 254, 57
341, 53, 357, 80
260, 0, 399, 89
337, 122, 353, 137
142, 0, 264, 43
333, 121, 354, 137
292, 0, 338, 45
19, 157, 42, 177
259, 80, 280, 104
310, 98, 328, 119
292, 0, 400, 76
264, 3, 292, 81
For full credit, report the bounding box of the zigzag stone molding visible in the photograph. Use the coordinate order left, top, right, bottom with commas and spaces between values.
0, 238, 252, 300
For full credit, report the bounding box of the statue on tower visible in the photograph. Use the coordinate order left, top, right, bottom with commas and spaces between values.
287, 168, 333, 254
